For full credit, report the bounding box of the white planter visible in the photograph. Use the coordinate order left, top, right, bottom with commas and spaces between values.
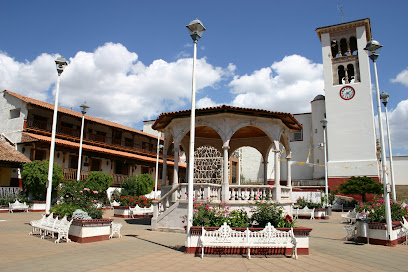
113, 206, 132, 218
365, 222, 406, 246
68, 219, 113, 243
30, 201, 46, 212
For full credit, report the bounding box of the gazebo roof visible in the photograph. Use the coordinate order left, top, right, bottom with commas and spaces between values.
152, 105, 302, 132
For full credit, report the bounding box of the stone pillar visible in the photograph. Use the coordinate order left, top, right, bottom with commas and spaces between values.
274, 149, 281, 202
222, 144, 230, 202
286, 155, 292, 205
172, 146, 180, 202
162, 149, 167, 187
263, 157, 268, 185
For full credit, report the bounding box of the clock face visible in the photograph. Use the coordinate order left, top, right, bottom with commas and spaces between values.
340, 86, 355, 100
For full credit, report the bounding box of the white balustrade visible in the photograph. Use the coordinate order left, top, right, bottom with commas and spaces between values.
0, 187, 20, 197
229, 185, 274, 203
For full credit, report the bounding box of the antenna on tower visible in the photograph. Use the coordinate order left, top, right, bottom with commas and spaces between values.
337, 4, 344, 23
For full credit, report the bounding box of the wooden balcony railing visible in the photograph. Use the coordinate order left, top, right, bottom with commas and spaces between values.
25, 118, 175, 160
63, 168, 130, 186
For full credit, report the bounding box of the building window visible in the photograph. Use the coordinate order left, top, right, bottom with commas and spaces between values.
9, 108, 20, 119
290, 129, 303, 142
141, 166, 149, 174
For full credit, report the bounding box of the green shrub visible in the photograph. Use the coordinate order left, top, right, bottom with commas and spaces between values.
55, 180, 104, 219
296, 197, 322, 209
85, 171, 113, 192
251, 201, 296, 228
121, 174, 154, 197
225, 209, 249, 228
50, 203, 81, 218
21, 160, 63, 200
339, 176, 383, 203
0, 192, 29, 206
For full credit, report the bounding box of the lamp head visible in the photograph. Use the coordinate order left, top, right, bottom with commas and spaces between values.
186, 19, 206, 42
80, 102, 90, 115
320, 118, 328, 128
55, 56, 68, 76
380, 91, 389, 106
364, 40, 382, 61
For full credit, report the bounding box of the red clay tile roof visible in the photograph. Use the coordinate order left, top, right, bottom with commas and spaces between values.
23, 132, 184, 168
0, 138, 31, 164
152, 105, 302, 131
21, 133, 40, 143
4, 90, 160, 140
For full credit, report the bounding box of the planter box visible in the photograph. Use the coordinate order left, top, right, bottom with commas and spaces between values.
68, 218, 113, 243
357, 222, 406, 246
30, 201, 46, 212
113, 206, 132, 218
186, 226, 312, 256
314, 208, 328, 219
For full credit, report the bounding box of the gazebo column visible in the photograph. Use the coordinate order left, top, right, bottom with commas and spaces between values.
162, 150, 167, 187
286, 154, 292, 203
172, 146, 180, 201
222, 144, 230, 202
263, 157, 268, 185
273, 149, 281, 202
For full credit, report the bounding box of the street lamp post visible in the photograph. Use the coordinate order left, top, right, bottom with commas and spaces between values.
364, 40, 392, 240
77, 102, 90, 181
186, 19, 206, 247
380, 91, 396, 201
320, 118, 329, 208
46, 56, 68, 214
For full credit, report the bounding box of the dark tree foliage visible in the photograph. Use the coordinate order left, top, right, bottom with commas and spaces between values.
339, 176, 383, 202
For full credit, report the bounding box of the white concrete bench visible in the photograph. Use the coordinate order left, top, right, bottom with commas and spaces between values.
400, 217, 408, 245
8, 200, 29, 213
130, 205, 153, 218
293, 207, 315, 220
29, 213, 73, 243
199, 222, 297, 259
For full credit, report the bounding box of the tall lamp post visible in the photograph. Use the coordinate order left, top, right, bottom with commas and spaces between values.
380, 91, 396, 201
186, 19, 206, 247
364, 40, 392, 240
320, 118, 329, 208
46, 56, 68, 214
77, 102, 90, 181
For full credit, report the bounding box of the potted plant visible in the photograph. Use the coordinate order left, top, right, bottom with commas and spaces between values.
50, 172, 113, 243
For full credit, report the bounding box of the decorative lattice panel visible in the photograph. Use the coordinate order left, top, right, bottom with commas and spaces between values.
194, 146, 222, 183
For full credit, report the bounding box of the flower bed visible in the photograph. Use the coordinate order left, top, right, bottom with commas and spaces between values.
356, 221, 406, 246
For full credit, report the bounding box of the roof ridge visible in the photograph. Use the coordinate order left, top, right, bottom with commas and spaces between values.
4, 90, 159, 139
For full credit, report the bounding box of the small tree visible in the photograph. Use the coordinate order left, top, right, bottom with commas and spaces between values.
121, 174, 154, 197
339, 176, 383, 203
85, 171, 113, 192
21, 160, 63, 200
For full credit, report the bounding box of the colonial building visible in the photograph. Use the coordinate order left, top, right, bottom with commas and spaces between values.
0, 90, 184, 189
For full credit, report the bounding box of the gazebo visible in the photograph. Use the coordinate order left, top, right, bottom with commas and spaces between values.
151, 105, 302, 230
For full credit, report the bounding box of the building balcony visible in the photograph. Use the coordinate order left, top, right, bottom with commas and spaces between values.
24, 118, 175, 160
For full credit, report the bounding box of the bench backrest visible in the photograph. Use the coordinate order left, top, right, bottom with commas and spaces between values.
249, 222, 294, 244
202, 222, 248, 243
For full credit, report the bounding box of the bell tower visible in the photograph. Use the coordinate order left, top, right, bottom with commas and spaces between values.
316, 19, 379, 187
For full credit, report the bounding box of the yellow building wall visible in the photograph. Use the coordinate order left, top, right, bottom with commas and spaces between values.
0, 167, 12, 186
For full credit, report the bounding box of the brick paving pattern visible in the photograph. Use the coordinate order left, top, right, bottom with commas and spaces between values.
1, 211, 407, 271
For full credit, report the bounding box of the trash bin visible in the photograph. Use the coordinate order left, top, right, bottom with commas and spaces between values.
325, 206, 332, 216
356, 218, 370, 243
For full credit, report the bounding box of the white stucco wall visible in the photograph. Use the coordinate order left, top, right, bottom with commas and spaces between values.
387, 156, 408, 185
0, 91, 27, 143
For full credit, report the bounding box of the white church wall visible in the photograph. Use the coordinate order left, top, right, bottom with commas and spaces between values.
387, 156, 408, 186
311, 97, 326, 179
0, 91, 27, 143
289, 114, 314, 181
240, 146, 264, 183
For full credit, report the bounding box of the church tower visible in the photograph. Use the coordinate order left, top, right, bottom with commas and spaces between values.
316, 19, 379, 188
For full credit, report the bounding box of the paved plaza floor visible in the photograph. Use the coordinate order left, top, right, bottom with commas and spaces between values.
0, 210, 407, 272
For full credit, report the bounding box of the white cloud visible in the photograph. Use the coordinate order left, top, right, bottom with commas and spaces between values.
228, 55, 324, 113
1, 43, 229, 127
387, 99, 408, 152
196, 97, 218, 109
391, 68, 408, 87
0, 52, 57, 101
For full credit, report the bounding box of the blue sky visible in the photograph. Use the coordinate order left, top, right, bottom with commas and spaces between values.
1, 0, 408, 154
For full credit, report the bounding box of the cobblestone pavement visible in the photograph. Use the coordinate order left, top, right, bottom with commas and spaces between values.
0, 210, 407, 272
